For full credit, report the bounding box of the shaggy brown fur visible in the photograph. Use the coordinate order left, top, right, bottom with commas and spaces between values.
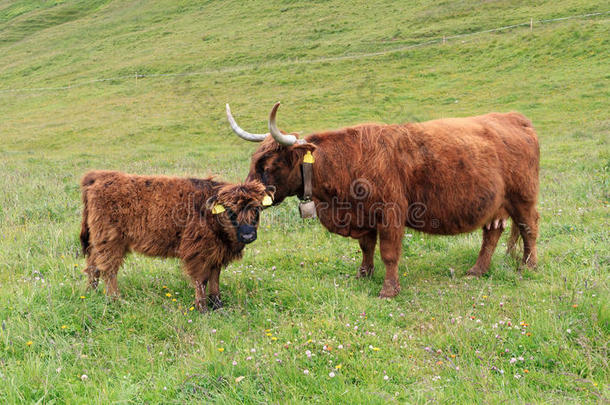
80, 170, 272, 312
245, 111, 540, 298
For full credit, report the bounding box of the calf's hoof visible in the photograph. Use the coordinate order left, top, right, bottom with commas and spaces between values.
194, 299, 208, 313
106, 292, 121, 300
208, 295, 223, 310
104, 287, 121, 299
378, 280, 400, 298
85, 267, 100, 290
356, 265, 374, 278
87, 279, 99, 290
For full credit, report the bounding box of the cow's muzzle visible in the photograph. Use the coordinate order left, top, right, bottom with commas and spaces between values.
237, 224, 257, 244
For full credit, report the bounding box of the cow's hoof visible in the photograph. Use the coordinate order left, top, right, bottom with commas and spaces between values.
378, 280, 400, 298
356, 265, 374, 278
194, 299, 208, 313
466, 266, 486, 277
208, 295, 223, 310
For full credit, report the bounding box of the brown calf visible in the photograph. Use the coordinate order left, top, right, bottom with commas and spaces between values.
80, 170, 273, 312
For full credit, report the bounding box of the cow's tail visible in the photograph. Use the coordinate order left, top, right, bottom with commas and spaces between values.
80, 172, 97, 257
506, 219, 521, 258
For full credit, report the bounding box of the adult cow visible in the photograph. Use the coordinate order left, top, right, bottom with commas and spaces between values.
226, 103, 539, 298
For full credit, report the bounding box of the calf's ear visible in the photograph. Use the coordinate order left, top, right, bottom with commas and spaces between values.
207, 195, 226, 214
265, 185, 276, 196
205, 195, 218, 210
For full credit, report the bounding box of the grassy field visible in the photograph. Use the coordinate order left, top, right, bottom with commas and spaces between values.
0, 0, 608, 403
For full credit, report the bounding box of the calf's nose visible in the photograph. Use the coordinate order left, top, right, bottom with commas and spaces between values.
237, 225, 257, 243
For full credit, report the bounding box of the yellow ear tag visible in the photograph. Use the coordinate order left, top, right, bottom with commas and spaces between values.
262, 195, 273, 206
303, 151, 315, 164
211, 204, 225, 214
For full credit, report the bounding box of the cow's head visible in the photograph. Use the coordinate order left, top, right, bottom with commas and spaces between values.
226, 103, 316, 205
206, 181, 274, 244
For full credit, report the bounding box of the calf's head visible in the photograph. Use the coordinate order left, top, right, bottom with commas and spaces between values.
206, 181, 274, 244
226, 103, 316, 205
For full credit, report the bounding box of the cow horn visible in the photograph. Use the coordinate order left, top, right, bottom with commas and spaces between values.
225, 104, 267, 142
268, 102, 297, 146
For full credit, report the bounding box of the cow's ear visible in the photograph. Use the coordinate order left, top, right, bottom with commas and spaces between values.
290, 142, 317, 165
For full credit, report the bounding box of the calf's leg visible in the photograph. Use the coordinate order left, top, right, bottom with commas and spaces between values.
378, 227, 403, 298
93, 242, 126, 297
194, 279, 208, 313
84, 252, 100, 290
207, 268, 223, 310
357, 230, 377, 278
185, 259, 211, 313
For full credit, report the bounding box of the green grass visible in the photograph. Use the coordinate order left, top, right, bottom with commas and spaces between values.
0, 0, 608, 403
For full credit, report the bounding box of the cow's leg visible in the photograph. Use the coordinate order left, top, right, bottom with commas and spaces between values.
207, 268, 223, 310
512, 202, 539, 269
95, 242, 125, 298
185, 260, 211, 313
356, 230, 377, 278
378, 227, 403, 298
467, 225, 504, 277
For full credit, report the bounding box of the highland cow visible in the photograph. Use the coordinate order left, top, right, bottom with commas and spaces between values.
80, 170, 274, 312
226, 103, 540, 298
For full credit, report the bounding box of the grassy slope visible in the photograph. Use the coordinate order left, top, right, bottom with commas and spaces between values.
0, 0, 608, 403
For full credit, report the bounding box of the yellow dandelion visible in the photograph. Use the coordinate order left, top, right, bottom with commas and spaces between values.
189, 306, 195, 311
482, 295, 488, 299
61, 325, 67, 329
162, 285, 168, 289
372, 347, 380, 351
271, 337, 278, 341
335, 364, 342, 370
218, 348, 224, 352
266, 333, 272, 337
165, 293, 172, 297
26, 341, 33, 346
306, 339, 312, 344
265, 329, 271, 332
172, 298, 177, 302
